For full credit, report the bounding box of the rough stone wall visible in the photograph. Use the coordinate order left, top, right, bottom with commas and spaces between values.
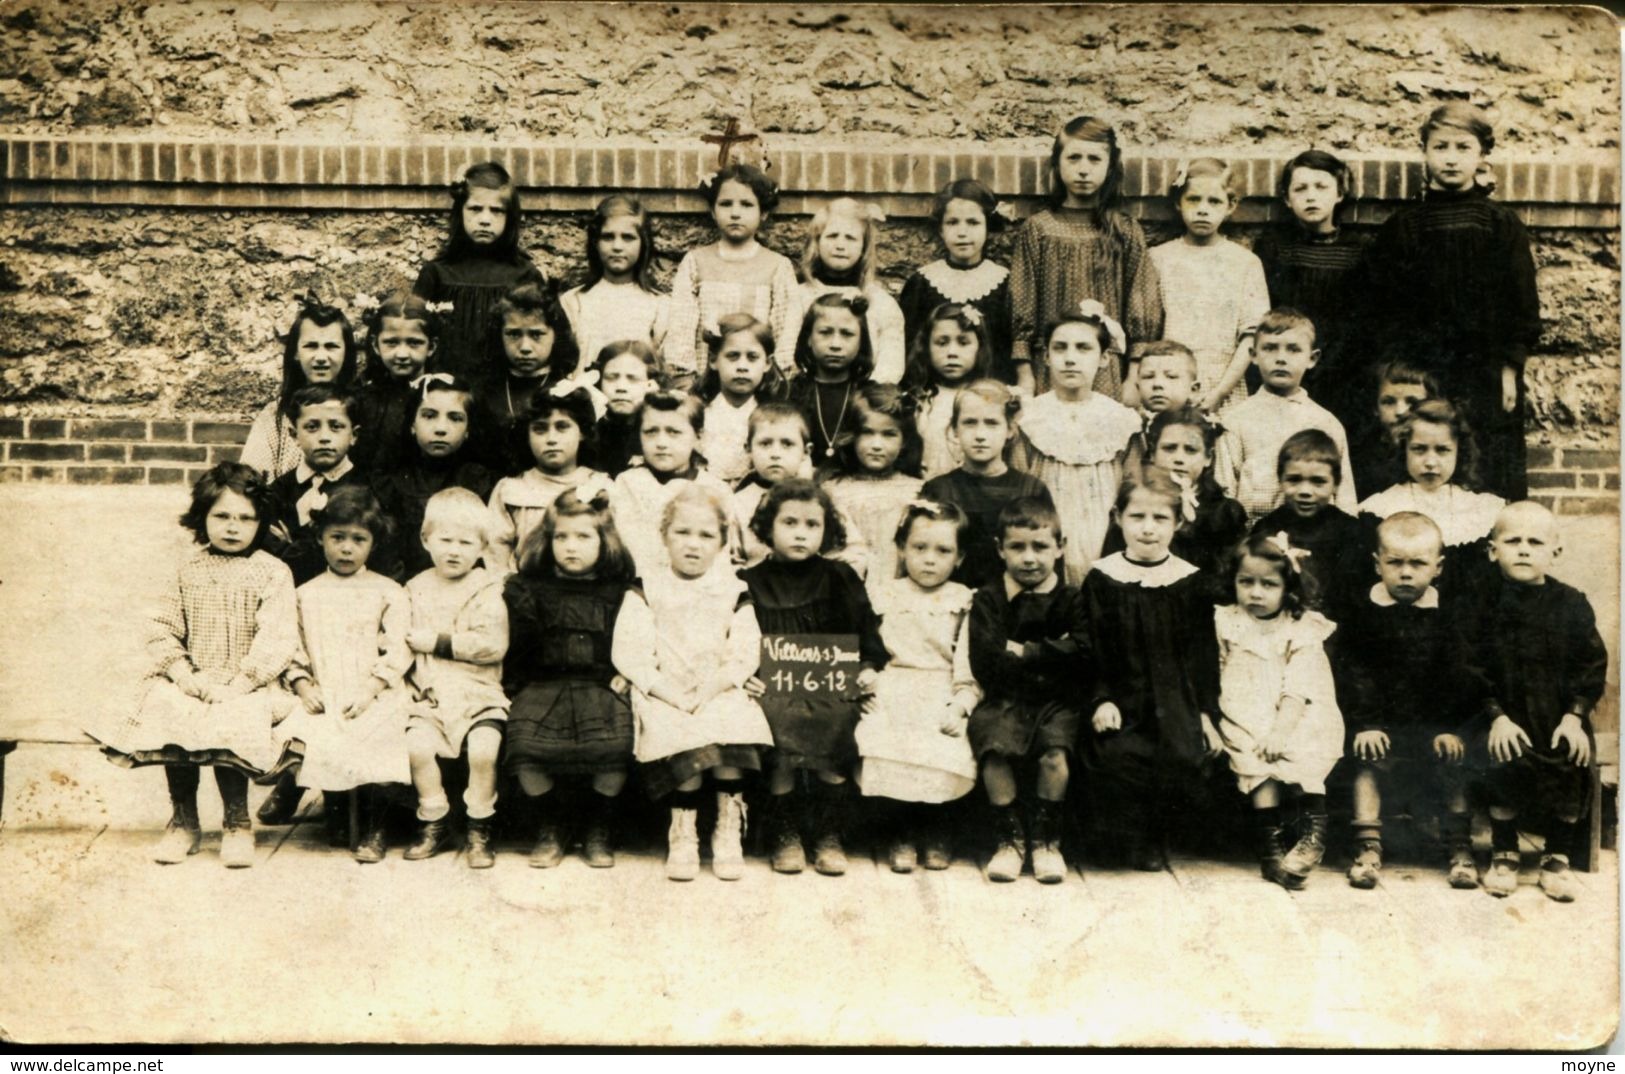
0, 205, 1616, 449
0, 3, 1616, 151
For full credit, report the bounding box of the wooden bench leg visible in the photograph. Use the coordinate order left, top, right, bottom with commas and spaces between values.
1578, 761, 1603, 873
0, 742, 16, 829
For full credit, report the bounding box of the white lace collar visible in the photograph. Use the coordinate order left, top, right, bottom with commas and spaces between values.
1018, 392, 1140, 465
1089, 552, 1199, 588
1359, 483, 1506, 547
919, 259, 1009, 304
1368, 582, 1440, 609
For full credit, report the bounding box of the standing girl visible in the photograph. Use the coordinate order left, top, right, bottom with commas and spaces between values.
560, 194, 670, 375
612, 485, 774, 881
825, 384, 926, 601
920, 380, 1054, 591
590, 340, 667, 477
1143, 159, 1271, 414
1011, 303, 1142, 586
414, 161, 546, 380
903, 301, 994, 480
697, 313, 786, 485
665, 163, 800, 383
503, 488, 636, 869
899, 179, 1015, 385
609, 391, 734, 578
1362, 102, 1541, 500
1102, 406, 1249, 582
742, 480, 887, 877
91, 463, 297, 868
368, 373, 497, 582
487, 384, 609, 573
796, 198, 907, 383
785, 292, 876, 466
855, 500, 980, 872
354, 291, 441, 474
1357, 398, 1506, 605
1214, 532, 1344, 888
474, 282, 581, 476
1010, 115, 1163, 396
1253, 150, 1365, 424
239, 300, 361, 479
280, 488, 413, 863
1081, 467, 1223, 871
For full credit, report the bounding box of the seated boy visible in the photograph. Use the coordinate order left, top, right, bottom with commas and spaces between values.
730, 403, 866, 572
1347, 359, 1440, 500
1123, 340, 1199, 471
1217, 308, 1357, 522
1333, 511, 1494, 890
966, 497, 1087, 885
268, 385, 369, 585
1464, 501, 1608, 902
1249, 429, 1365, 621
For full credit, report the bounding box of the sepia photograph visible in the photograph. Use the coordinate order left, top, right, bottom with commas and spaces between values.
0, 0, 1618, 1050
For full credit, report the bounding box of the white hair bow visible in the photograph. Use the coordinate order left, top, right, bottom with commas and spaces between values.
960, 306, 984, 328
423, 300, 455, 315
1168, 471, 1200, 525
1076, 299, 1128, 355
1263, 532, 1312, 574
410, 372, 458, 395
550, 370, 608, 422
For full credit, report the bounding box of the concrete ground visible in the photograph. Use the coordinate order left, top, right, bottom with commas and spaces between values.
0, 486, 1618, 1048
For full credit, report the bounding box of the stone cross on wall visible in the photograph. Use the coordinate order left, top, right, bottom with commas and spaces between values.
701, 117, 758, 168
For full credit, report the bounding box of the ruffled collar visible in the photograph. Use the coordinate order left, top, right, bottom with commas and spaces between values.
500, 467, 607, 507
1019, 392, 1140, 465
1090, 552, 1199, 588
873, 576, 974, 616
1216, 603, 1336, 648
919, 259, 1009, 305
1359, 483, 1506, 547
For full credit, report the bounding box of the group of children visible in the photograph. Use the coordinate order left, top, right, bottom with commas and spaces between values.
92, 101, 1605, 903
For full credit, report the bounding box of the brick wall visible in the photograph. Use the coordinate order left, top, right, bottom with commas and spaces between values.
0, 416, 247, 486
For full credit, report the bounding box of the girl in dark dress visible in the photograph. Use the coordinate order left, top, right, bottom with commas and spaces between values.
1102, 405, 1247, 588
1361, 103, 1541, 500
898, 179, 1015, 385
502, 487, 636, 869
1252, 149, 1366, 423
472, 282, 582, 476
1082, 466, 1223, 871
414, 161, 546, 381
742, 479, 887, 877
920, 379, 1054, 591
354, 291, 442, 475
367, 374, 497, 583
589, 340, 668, 477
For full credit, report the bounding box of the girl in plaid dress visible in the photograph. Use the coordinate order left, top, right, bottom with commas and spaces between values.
91, 463, 299, 869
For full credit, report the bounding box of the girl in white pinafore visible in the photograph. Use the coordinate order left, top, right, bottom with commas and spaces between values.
611, 484, 772, 880
855, 501, 980, 873
1215, 531, 1344, 890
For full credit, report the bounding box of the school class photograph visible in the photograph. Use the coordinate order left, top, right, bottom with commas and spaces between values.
0, 0, 1618, 1051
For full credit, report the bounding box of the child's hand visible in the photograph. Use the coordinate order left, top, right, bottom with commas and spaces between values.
1004, 640, 1026, 658
1488, 715, 1532, 763
342, 679, 385, 721
1432, 733, 1466, 763
742, 676, 766, 699
294, 680, 325, 715
1255, 732, 1284, 764
609, 674, 631, 699
1092, 701, 1122, 734
1200, 713, 1224, 759
268, 521, 293, 546
1502, 364, 1518, 413
406, 628, 438, 654
1352, 730, 1390, 762
856, 669, 878, 696
1552, 714, 1591, 767
939, 703, 968, 737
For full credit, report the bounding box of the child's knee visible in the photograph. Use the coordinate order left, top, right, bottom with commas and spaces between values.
465, 724, 503, 768
1038, 748, 1069, 780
